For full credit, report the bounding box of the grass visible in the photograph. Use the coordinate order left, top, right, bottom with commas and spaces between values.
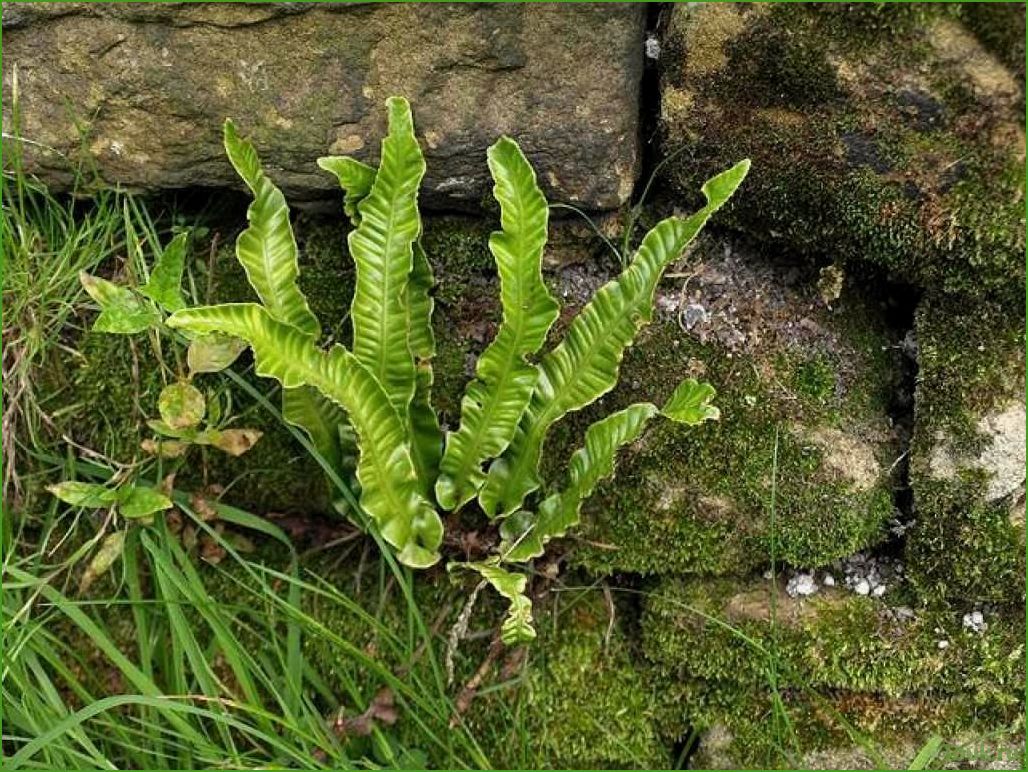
0, 149, 497, 768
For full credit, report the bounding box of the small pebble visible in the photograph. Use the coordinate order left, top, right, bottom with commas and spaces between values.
854, 578, 871, 596
644, 35, 661, 60
871, 584, 887, 597
786, 572, 818, 598
962, 610, 987, 633
937, 639, 950, 650
822, 573, 836, 587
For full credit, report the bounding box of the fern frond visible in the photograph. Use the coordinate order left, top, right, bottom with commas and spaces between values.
408, 242, 443, 491
223, 119, 319, 337
347, 96, 425, 426
317, 156, 376, 228
456, 561, 536, 645
479, 159, 750, 516
435, 137, 559, 510
167, 303, 442, 568
501, 403, 658, 563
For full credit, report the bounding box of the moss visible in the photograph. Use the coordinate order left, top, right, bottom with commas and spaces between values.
907, 475, 1023, 606
905, 293, 1026, 605
471, 590, 668, 770
568, 283, 898, 576
643, 576, 1026, 705
660, 4, 1026, 306
658, 677, 1023, 770
43, 330, 166, 462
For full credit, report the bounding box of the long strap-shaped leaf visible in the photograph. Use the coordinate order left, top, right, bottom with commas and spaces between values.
500, 402, 658, 563
348, 96, 425, 423
499, 378, 720, 562
223, 119, 319, 337
167, 303, 443, 568
435, 138, 559, 511
479, 160, 750, 517
319, 153, 442, 493
407, 242, 443, 491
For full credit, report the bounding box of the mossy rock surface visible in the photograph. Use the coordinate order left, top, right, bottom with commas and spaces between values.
644, 574, 1025, 702
906, 293, 1026, 606
565, 234, 901, 575
645, 574, 1025, 769
669, 678, 1024, 770
659, 3, 1025, 305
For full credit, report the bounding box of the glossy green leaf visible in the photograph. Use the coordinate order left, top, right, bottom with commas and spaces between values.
321, 152, 441, 493
282, 386, 352, 473
459, 561, 536, 645
501, 402, 658, 562
407, 242, 443, 492
158, 382, 206, 430
662, 378, 720, 425
139, 232, 188, 312
47, 481, 119, 508
117, 486, 174, 519
79, 272, 160, 334
186, 333, 248, 375
223, 119, 319, 338
479, 159, 750, 516
347, 96, 425, 424
167, 302, 443, 567
436, 137, 559, 511
317, 155, 377, 227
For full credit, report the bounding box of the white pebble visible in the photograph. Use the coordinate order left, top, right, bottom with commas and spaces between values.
786, 572, 818, 598
872, 584, 887, 597
854, 578, 871, 596
937, 639, 950, 649
962, 610, 987, 633
644, 35, 661, 60
822, 573, 836, 587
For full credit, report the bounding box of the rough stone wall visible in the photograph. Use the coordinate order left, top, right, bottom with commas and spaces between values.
2, 3, 644, 209
6, 4, 1025, 769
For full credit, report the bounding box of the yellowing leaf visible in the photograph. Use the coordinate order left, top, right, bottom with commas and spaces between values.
158, 382, 206, 430
47, 481, 118, 508
118, 485, 174, 519
205, 428, 263, 457
79, 530, 127, 594
141, 438, 190, 458
186, 333, 248, 374
79, 272, 159, 334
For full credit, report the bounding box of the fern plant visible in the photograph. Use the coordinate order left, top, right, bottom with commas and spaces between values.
84, 96, 747, 643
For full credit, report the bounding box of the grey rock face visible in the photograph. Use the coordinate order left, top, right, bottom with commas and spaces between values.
2, 3, 644, 210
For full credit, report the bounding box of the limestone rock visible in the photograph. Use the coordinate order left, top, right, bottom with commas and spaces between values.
658, 3, 1025, 304
1, 3, 644, 210
929, 401, 1027, 503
